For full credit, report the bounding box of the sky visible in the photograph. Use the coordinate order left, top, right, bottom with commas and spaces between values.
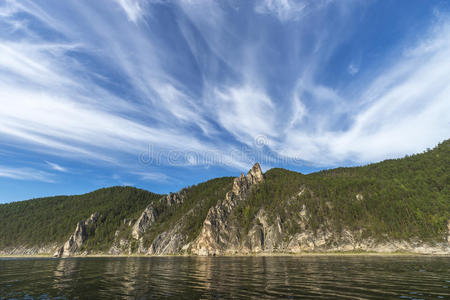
0, 0, 449, 203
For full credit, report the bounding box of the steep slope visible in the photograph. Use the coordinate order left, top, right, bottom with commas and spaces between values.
119, 140, 449, 255
108, 176, 234, 255
190, 163, 264, 255
0, 186, 162, 255
0, 139, 449, 256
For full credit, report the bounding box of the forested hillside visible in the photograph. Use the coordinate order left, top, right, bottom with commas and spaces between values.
236, 139, 449, 243
0, 187, 162, 249
0, 139, 448, 255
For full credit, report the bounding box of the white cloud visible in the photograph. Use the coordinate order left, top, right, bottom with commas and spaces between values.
254, 0, 333, 22
255, 0, 307, 21
45, 161, 67, 172
114, 0, 144, 23
133, 171, 169, 182
0, 166, 55, 182
0, 0, 237, 171
213, 85, 277, 146
348, 63, 359, 75
0, 0, 20, 18
0, 0, 448, 180
275, 18, 450, 165
0, 85, 217, 162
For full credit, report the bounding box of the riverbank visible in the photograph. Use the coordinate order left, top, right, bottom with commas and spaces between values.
1, 251, 449, 258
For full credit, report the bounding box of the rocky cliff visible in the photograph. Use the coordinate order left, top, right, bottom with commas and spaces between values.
54, 212, 99, 257
2, 140, 449, 256
100, 163, 450, 256
190, 163, 264, 255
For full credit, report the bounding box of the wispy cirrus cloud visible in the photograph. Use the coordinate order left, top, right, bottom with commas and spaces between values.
277, 18, 450, 164
114, 0, 144, 23
0, 0, 448, 194
0, 0, 229, 168
0, 165, 54, 182
254, 0, 334, 21
347, 63, 359, 75
213, 84, 277, 146
255, 0, 308, 21
45, 161, 67, 172
133, 171, 170, 183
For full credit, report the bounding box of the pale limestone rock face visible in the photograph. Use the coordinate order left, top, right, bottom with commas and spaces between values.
109, 230, 134, 255
447, 220, 450, 244
148, 223, 186, 255
248, 209, 284, 252
131, 205, 158, 239
85, 212, 99, 225
190, 163, 264, 256
244, 225, 265, 253
54, 212, 99, 258
131, 191, 186, 240
299, 204, 307, 217
109, 238, 132, 255
165, 192, 185, 206
246, 162, 264, 185
143, 205, 200, 255
47, 161, 450, 257
129, 194, 191, 255
0, 244, 59, 256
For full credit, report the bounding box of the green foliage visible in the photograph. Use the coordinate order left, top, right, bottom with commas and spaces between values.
142, 177, 234, 248
234, 139, 450, 242
0, 140, 448, 252
0, 186, 161, 250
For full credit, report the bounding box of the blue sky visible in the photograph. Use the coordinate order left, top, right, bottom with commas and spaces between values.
0, 0, 449, 203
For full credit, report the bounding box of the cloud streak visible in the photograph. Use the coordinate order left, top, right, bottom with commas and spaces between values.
0, 0, 448, 189
114, 0, 144, 23
45, 161, 67, 172
0, 166, 54, 182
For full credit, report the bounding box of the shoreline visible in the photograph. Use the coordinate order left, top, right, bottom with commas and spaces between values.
1, 252, 449, 258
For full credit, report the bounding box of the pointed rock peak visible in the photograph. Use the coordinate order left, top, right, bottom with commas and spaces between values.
250, 162, 262, 172
246, 162, 263, 184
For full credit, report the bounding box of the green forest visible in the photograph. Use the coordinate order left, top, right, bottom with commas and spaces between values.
0, 139, 448, 251
234, 139, 449, 242
0, 187, 161, 249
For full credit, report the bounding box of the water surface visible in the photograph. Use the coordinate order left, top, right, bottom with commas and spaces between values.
0, 256, 449, 299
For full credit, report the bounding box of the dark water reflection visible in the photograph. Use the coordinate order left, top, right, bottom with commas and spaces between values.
0, 256, 449, 299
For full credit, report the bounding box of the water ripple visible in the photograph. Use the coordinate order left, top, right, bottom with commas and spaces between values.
0, 256, 449, 299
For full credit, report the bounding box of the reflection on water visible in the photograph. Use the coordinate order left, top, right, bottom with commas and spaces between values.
0, 256, 449, 299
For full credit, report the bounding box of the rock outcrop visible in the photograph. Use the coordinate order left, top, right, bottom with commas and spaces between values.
35, 162, 450, 257
109, 230, 132, 255
242, 209, 284, 253
131, 205, 158, 239
54, 212, 99, 258
164, 192, 185, 206
448, 220, 450, 245
131, 191, 186, 240
147, 222, 186, 255
0, 244, 58, 256
190, 163, 264, 255
108, 190, 188, 255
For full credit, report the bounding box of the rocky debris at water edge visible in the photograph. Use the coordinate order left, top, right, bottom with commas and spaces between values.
53, 212, 99, 258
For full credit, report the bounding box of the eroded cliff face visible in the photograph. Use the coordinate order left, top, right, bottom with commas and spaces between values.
108, 190, 188, 255
54, 212, 99, 258
131, 205, 158, 240
131, 192, 185, 240
190, 163, 264, 255
447, 220, 450, 244
49, 163, 450, 257
108, 163, 450, 256
0, 244, 58, 256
